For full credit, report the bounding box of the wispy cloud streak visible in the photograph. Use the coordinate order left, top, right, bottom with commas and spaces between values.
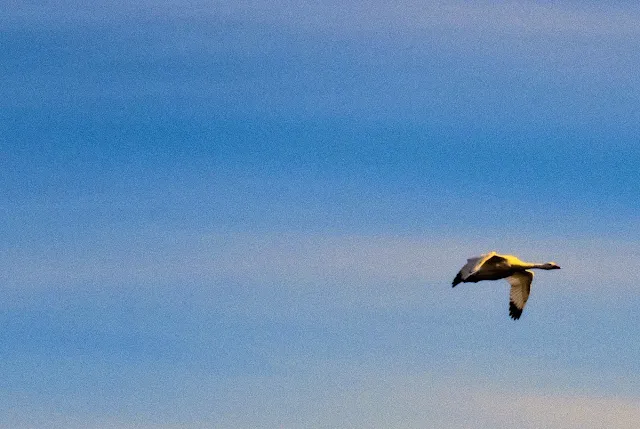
4, 229, 640, 293
5, 1, 640, 38
213, 361, 640, 429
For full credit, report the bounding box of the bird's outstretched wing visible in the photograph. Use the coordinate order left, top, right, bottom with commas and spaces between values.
452, 251, 501, 287
507, 270, 534, 320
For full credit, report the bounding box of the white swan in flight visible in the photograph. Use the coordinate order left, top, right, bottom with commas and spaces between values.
452, 252, 561, 320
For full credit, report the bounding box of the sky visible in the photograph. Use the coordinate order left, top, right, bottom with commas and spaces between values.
2, 1, 640, 427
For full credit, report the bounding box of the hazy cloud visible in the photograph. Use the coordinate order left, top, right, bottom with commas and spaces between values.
5, 1, 640, 38
4, 229, 640, 293
213, 361, 640, 429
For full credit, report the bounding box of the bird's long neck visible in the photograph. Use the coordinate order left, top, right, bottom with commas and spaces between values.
524, 262, 552, 270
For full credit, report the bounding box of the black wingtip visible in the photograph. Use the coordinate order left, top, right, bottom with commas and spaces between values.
452, 272, 462, 288
509, 302, 522, 320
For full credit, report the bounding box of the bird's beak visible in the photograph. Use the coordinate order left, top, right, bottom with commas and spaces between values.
554, 265, 561, 269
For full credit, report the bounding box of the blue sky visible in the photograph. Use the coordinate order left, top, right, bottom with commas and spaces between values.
2, 1, 640, 427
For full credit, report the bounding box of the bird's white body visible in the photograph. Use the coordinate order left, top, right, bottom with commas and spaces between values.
452, 252, 560, 320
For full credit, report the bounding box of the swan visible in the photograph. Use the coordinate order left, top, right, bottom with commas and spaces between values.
452, 252, 560, 320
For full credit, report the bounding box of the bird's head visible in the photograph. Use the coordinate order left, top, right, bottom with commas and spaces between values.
544, 262, 561, 270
